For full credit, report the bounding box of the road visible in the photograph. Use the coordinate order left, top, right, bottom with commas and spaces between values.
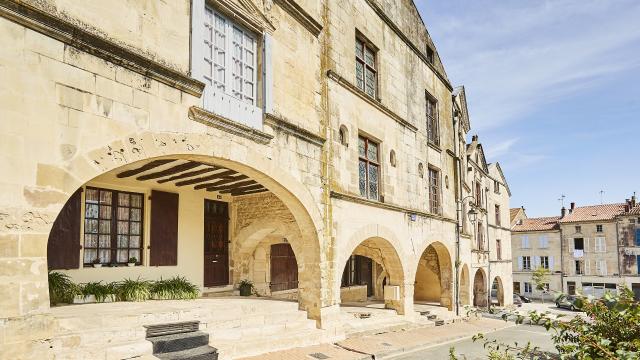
393, 324, 557, 360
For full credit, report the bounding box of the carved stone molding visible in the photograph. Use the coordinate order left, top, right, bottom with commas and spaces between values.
274, 0, 322, 37
0, 0, 205, 97
264, 113, 325, 146
188, 106, 274, 145
327, 70, 418, 132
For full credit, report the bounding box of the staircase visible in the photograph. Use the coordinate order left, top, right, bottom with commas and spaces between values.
146, 322, 217, 360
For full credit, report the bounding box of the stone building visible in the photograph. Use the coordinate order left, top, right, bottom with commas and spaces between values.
0, 0, 512, 358
511, 216, 562, 300
510, 198, 640, 301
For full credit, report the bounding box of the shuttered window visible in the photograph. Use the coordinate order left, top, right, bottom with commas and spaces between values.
47, 189, 82, 270
150, 190, 179, 266
83, 187, 144, 265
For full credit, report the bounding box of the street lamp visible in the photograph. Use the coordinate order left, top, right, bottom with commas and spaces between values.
467, 207, 478, 225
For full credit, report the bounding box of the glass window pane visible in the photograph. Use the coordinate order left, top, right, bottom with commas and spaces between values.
85, 188, 99, 203
359, 160, 367, 197
130, 194, 143, 208
84, 249, 97, 264
358, 137, 366, 157
129, 250, 140, 263
100, 205, 111, 219
365, 47, 375, 68
355, 39, 364, 59
365, 68, 376, 97
118, 193, 130, 207
99, 234, 110, 248
99, 190, 112, 205
85, 204, 99, 219
117, 234, 128, 248
368, 164, 379, 199
130, 236, 141, 248
84, 234, 97, 248
130, 208, 141, 221
117, 250, 128, 263
130, 222, 141, 235
98, 249, 111, 263
99, 220, 111, 234
85, 219, 98, 233
356, 61, 364, 90
367, 141, 378, 161
117, 207, 130, 220
117, 221, 129, 235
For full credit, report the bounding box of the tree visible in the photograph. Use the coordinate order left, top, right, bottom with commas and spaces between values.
532, 267, 550, 303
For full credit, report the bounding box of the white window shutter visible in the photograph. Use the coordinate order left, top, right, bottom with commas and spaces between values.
263, 33, 273, 113
518, 256, 523, 271
601, 238, 606, 252
570, 238, 574, 252
585, 237, 590, 253
585, 260, 590, 275
549, 256, 554, 271
191, 0, 205, 82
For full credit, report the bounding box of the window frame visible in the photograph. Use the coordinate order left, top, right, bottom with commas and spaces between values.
358, 135, 381, 201
496, 239, 502, 260
83, 187, 145, 266
522, 256, 531, 271
355, 36, 378, 99
524, 282, 532, 293
596, 224, 603, 233
425, 92, 440, 146
540, 256, 549, 270
495, 204, 501, 226
428, 166, 441, 214
203, 5, 259, 106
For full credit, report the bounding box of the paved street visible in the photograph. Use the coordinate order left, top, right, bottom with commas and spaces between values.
394, 324, 556, 360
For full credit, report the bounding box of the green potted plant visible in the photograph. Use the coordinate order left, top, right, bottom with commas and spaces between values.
238, 279, 253, 296
127, 257, 137, 267
92, 257, 102, 268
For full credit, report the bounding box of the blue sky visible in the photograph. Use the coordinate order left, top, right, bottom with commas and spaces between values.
415, 0, 640, 217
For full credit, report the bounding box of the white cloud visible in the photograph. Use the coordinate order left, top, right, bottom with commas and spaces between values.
485, 137, 518, 158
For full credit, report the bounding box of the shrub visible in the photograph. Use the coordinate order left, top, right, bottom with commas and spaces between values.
150, 276, 199, 300
114, 278, 152, 302
48, 271, 79, 305
80, 281, 113, 302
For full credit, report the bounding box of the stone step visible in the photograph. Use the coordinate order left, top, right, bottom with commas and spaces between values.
213, 327, 326, 360
149, 331, 210, 354
155, 345, 218, 360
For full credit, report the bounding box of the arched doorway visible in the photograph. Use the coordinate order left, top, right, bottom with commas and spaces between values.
44, 153, 324, 318
459, 264, 470, 306
337, 236, 407, 314
414, 242, 453, 310
473, 268, 488, 308
492, 276, 504, 306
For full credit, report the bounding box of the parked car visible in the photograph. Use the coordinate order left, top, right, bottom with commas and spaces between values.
556, 294, 583, 311
517, 294, 532, 303
513, 294, 523, 307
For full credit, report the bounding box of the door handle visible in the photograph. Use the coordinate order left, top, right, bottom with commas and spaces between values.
212, 260, 218, 263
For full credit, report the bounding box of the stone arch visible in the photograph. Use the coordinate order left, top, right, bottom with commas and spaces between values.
459, 264, 471, 306
413, 241, 454, 310
337, 224, 410, 314
473, 268, 488, 308
492, 276, 505, 306
38, 131, 325, 318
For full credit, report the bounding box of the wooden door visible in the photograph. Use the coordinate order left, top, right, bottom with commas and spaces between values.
47, 189, 82, 270
356, 256, 373, 297
203, 200, 229, 287
270, 243, 298, 292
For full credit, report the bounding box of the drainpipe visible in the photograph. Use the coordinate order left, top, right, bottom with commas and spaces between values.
453, 108, 462, 316
485, 199, 491, 310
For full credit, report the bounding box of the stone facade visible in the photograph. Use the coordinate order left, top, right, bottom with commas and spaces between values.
0, 0, 512, 358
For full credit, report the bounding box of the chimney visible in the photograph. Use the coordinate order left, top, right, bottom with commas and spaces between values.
561, 207, 566, 218
472, 135, 478, 142
632, 195, 637, 208
570, 202, 576, 214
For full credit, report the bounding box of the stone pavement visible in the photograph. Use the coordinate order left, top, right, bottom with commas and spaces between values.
240, 317, 512, 360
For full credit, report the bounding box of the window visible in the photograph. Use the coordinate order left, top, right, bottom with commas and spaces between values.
358, 136, 380, 200
596, 260, 607, 276
355, 37, 377, 98
540, 256, 549, 269
521, 235, 530, 249
83, 187, 144, 265
203, 7, 257, 105
341, 255, 372, 288
513, 282, 521, 294
524, 282, 532, 293
496, 239, 502, 260
426, 46, 434, 64
475, 181, 482, 207
595, 237, 606, 252
538, 235, 549, 248
574, 238, 584, 250
575, 225, 582, 233
477, 222, 484, 250
567, 281, 576, 295
522, 256, 531, 271
428, 167, 440, 214
575, 260, 584, 275
495, 205, 501, 226
494, 180, 500, 194
426, 94, 439, 146
596, 224, 603, 232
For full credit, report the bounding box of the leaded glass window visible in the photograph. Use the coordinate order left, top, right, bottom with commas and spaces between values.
358, 136, 380, 200
426, 94, 439, 146
428, 167, 440, 214
356, 38, 377, 98
84, 187, 144, 265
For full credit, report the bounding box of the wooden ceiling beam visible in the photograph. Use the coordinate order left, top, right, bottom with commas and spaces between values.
220, 184, 264, 194
174, 169, 238, 187
231, 188, 268, 196
136, 161, 203, 181
205, 179, 257, 192
116, 159, 175, 178
194, 175, 249, 190
157, 167, 218, 184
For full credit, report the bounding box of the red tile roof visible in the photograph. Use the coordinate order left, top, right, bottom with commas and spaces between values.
558, 203, 627, 223
625, 205, 640, 215
510, 208, 521, 222
512, 216, 560, 232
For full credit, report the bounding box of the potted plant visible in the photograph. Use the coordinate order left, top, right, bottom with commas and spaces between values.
238, 279, 253, 296
127, 257, 137, 267
92, 257, 102, 268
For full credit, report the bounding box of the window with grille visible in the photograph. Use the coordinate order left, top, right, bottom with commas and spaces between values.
522, 256, 531, 270
83, 187, 144, 265
596, 224, 603, 233
426, 95, 439, 146
495, 205, 501, 226
203, 7, 256, 105
358, 136, 380, 200
428, 167, 440, 214
540, 256, 549, 269
355, 38, 377, 98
